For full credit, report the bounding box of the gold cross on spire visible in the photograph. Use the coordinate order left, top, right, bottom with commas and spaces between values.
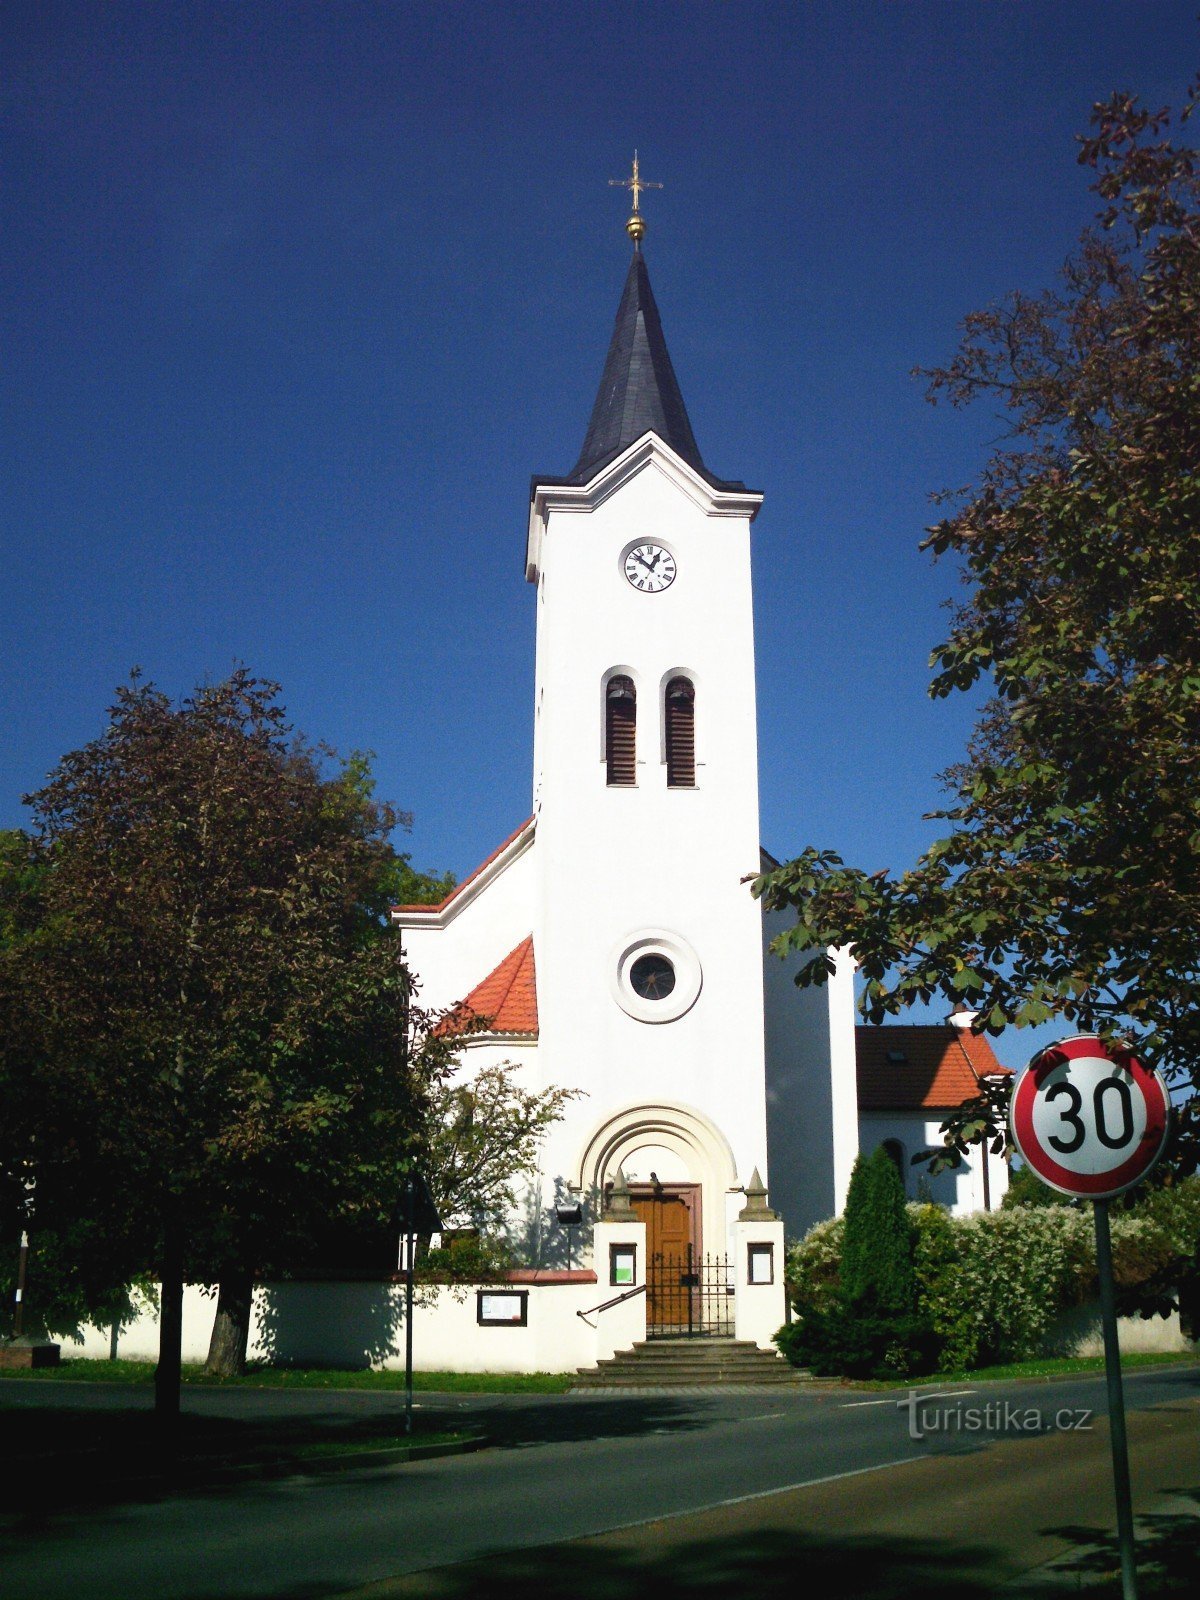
609, 150, 662, 246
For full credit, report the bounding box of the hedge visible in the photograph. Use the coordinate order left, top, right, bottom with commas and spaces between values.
782, 1179, 1200, 1374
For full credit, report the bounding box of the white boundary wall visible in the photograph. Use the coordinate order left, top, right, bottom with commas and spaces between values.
54, 1276, 642, 1375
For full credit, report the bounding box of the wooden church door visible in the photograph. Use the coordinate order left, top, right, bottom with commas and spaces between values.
632, 1184, 700, 1331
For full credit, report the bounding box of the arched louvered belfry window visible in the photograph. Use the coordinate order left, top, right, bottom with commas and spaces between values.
665, 676, 696, 788
605, 675, 637, 786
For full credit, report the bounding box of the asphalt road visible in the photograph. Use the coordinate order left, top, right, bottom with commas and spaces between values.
2, 1365, 1198, 1600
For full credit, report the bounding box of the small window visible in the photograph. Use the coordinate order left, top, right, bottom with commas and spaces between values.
610, 1244, 637, 1286
606, 675, 636, 786
747, 1243, 774, 1285
665, 677, 695, 788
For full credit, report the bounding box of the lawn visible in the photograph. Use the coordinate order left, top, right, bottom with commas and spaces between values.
0, 1401, 480, 1511
0, 1357, 574, 1393
829, 1350, 1199, 1389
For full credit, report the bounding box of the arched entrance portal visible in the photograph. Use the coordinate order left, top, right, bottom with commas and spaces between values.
574, 1102, 739, 1335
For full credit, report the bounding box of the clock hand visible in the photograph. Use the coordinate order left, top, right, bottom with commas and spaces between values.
634, 552, 656, 572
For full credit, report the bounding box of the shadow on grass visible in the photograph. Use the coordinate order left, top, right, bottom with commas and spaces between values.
0, 1392, 710, 1513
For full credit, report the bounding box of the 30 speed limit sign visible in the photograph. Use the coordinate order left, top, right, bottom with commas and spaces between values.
1010, 1035, 1170, 1199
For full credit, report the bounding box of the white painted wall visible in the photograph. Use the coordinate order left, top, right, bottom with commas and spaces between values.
732, 1216, 788, 1350
858, 1112, 1010, 1214
528, 446, 771, 1243
762, 925, 859, 1236
55, 1277, 629, 1374
590, 1220, 648, 1359
396, 826, 536, 1015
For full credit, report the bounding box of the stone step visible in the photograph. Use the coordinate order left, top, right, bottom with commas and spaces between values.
574, 1337, 809, 1387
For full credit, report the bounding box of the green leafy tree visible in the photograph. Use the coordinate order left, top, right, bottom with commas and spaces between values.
423, 1063, 579, 1239
0, 672, 454, 1407
755, 81, 1200, 1173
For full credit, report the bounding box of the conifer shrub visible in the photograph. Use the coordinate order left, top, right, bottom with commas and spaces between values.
776, 1150, 941, 1378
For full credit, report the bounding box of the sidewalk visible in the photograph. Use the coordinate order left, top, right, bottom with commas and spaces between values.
337, 1395, 1200, 1599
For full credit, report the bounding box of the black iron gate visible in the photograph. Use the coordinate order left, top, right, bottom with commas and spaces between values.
646, 1246, 734, 1337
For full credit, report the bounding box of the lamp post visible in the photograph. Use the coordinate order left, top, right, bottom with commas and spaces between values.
554, 1200, 584, 1270
400, 1171, 441, 1437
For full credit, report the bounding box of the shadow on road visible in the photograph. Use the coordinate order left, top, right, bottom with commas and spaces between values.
289, 1528, 1008, 1600
1027, 1484, 1200, 1596
0, 1392, 710, 1516
434, 1393, 711, 1450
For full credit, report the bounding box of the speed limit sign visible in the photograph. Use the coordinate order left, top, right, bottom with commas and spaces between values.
1010, 1034, 1170, 1199
1012, 1034, 1170, 1597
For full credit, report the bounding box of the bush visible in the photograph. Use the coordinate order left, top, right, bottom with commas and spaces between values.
777, 1151, 941, 1379
781, 1177, 1200, 1376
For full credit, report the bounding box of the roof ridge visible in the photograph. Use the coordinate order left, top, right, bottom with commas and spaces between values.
390, 817, 534, 915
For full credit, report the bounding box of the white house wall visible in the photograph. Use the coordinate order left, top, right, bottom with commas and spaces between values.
858, 1111, 1010, 1214
398, 831, 536, 1015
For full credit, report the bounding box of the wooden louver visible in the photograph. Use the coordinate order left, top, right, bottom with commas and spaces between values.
606, 676, 637, 786
666, 677, 696, 787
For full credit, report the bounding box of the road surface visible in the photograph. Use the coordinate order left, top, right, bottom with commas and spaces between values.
2, 1365, 1197, 1599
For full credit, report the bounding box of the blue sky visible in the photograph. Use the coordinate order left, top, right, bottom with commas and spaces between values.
4, 3, 1195, 1067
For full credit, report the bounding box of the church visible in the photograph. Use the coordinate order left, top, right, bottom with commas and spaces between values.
58, 175, 1007, 1374
391, 173, 1007, 1346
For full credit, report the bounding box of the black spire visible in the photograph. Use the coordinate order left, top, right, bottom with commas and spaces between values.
564, 253, 743, 490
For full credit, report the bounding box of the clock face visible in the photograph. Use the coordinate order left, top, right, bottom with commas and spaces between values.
623, 542, 676, 593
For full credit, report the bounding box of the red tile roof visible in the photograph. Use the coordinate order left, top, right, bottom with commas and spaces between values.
856, 1025, 1009, 1111
442, 936, 539, 1038
390, 818, 534, 915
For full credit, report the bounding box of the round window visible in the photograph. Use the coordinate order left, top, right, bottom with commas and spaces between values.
629, 953, 676, 1001
610, 931, 702, 1024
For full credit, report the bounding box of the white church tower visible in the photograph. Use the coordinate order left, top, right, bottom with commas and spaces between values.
525, 243, 770, 1262
395, 182, 859, 1317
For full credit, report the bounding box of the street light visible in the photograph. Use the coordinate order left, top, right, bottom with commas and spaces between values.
554, 1200, 584, 1270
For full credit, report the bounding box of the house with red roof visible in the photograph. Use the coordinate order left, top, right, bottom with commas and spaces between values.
856, 1014, 1011, 1212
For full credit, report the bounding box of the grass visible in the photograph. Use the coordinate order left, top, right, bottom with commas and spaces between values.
0, 1357, 574, 1393
0, 1401, 480, 1510
828, 1349, 1200, 1389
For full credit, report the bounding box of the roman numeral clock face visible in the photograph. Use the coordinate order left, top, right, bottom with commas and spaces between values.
623, 542, 676, 593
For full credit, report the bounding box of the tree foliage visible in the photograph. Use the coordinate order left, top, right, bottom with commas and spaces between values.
0, 672, 454, 1377
423, 1063, 579, 1237
754, 81, 1200, 1171
840, 1149, 915, 1314
777, 1149, 936, 1378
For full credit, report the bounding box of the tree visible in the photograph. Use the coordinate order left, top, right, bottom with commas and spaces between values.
777, 1149, 936, 1378
840, 1149, 915, 1315
0, 671, 452, 1407
423, 1062, 578, 1238
755, 81, 1200, 1174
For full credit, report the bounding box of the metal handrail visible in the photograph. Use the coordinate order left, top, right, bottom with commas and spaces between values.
575, 1282, 646, 1322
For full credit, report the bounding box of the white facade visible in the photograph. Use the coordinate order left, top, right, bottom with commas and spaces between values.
394, 252, 863, 1300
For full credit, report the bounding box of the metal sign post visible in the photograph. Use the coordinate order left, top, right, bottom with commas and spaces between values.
399, 1172, 442, 1439
1093, 1197, 1138, 1600
1010, 1035, 1171, 1600
404, 1176, 415, 1438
